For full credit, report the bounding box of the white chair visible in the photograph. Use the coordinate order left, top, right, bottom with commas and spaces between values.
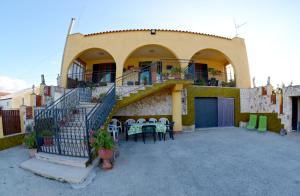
137, 118, 146, 124
159, 117, 170, 125
107, 124, 119, 142
149, 118, 157, 123
111, 118, 122, 133
125, 119, 136, 125
125, 119, 136, 141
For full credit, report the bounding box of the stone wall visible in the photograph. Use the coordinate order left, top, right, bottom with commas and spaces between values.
115, 89, 187, 116
92, 84, 146, 98
240, 85, 278, 113
281, 85, 300, 131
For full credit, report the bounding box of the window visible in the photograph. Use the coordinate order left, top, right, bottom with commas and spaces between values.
226, 64, 235, 82
68, 60, 85, 81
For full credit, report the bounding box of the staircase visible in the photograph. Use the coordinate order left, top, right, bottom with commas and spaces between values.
40, 102, 96, 157
34, 86, 116, 160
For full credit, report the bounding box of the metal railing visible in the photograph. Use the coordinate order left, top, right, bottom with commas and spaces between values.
86, 84, 116, 131
34, 87, 92, 158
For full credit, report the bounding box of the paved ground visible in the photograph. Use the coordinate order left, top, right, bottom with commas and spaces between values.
1, 127, 300, 196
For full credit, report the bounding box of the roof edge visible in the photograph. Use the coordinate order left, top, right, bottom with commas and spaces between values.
83, 29, 232, 40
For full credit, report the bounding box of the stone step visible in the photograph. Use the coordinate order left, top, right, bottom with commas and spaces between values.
35, 152, 89, 168
58, 132, 86, 139
64, 121, 87, 127
20, 156, 99, 184
60, 123, 85, 131
40, 145, 89, 157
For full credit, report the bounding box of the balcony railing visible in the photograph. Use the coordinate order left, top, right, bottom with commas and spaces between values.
67, 64, 235, 88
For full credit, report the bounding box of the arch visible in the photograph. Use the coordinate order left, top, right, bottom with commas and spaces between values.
65, 48, 117, 88
121, 44, 182, 85
123, 44, 180, 64
66, 47, 116, 72
189, 48, 236, 86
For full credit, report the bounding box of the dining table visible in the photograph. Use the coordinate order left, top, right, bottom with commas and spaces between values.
127, 122, 167, 136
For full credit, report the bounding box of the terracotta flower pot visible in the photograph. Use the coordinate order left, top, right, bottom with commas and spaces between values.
44, 137, 53, 146
98, 149, 114, 170
29, 148, 37, 158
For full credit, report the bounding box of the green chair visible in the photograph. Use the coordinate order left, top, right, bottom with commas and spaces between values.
247, 114, 257, 130
258, 115, 267, 132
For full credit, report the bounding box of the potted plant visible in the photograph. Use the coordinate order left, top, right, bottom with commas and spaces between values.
162, 72, 169, 80
24, 131, 37, 158
170, 67, 182, 79
98, 81, 107, 86
142, 76, 148, 85
41, 129, 54, 146
208, 68, 221, 86
91, 130, 115, 170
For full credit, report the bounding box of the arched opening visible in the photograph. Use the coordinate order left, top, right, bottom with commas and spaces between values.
190, 49, 236, 87
67, 48, 116, 88
123, 44, 180, 85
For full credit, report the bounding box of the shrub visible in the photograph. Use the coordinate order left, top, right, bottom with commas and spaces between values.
24, 131, 37, 149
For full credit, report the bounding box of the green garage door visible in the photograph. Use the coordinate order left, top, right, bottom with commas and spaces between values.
195, 98, 218, 128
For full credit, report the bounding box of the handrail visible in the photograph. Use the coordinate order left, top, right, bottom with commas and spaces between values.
86, 84, 116, 132
86, 84, 115, 118
46, 88, 76, 109
34, 88, 77, 120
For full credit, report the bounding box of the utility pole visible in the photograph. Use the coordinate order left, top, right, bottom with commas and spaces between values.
59, 18, 76, 87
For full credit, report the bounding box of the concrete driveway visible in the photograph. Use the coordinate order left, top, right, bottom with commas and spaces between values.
1, 127, 300, 196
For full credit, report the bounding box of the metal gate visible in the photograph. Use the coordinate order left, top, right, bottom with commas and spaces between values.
0, 109, 21, 136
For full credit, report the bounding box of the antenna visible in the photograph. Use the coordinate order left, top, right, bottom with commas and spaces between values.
234, 19, 247, 37
67, 18, 76, 35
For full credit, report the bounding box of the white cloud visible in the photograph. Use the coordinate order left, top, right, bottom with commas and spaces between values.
0, 76, 29, 93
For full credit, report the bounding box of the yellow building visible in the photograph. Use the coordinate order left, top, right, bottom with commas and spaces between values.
60, 29, 251, 131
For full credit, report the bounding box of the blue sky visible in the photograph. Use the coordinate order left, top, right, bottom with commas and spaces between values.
1, 0, 300, 92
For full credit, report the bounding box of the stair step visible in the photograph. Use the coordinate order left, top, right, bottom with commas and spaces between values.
40, 145, 89, 157
36, 152, 89, 168
20, 156, 99, 184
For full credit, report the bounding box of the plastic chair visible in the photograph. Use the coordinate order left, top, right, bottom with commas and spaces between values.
164, 122, 174, 140
107, 124, 119, 142
142, 125, 156, 143
125, 119, 136, 141
148, 118, 157, 123
258, 116, 267, 132
111, 118, 122, 133
246, 114, 257, 130
137, 118, 146, 124
125, 119, 136, 125
159, 117, 170, 125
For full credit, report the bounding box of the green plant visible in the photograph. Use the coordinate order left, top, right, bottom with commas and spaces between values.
25, 124, 33, 133
115, 94, 121, 100
142, 76, 148, 84
86, 81, 96, 90
41, 129, 53, 137
98, 93, 106, 101
98, 81, 107, 86
91, 130, 115, 151
170, 67, 182, 74
24, 131, 37, 149
208, 68, 222, 77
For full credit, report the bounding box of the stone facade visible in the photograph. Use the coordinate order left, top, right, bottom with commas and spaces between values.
116, 91, 172, 116
240, 85, 278, 113
92, 84, 145, 98
281, 85, 300, 131
113, 89, 187, 116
